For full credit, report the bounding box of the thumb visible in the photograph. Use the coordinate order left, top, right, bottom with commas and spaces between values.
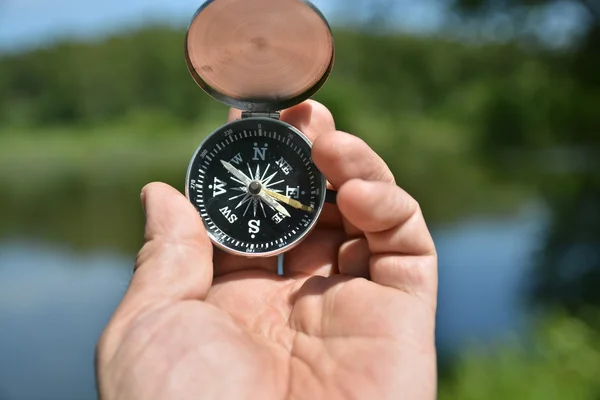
123, 182, 214, 311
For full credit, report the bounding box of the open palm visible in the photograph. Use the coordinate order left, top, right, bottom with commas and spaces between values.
96, 101, 438, 400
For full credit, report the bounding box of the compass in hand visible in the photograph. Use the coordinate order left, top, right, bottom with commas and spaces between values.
184, 0, 336, 257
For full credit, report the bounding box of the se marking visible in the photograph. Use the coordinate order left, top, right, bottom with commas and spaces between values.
272, 213, 285, 224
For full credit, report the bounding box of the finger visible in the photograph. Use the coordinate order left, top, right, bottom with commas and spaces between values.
312, 130, 395, 236
280, 99, 335, 141
125, 183, 214, 306
337, 237, 370, 278
98, 183, 214, 363
337, 179, 437, 298
313, 131, 395, 189
338, 180, 434, 254
316, 202, 344, 230
227, 107, 243, 121
284, 229, 345, 278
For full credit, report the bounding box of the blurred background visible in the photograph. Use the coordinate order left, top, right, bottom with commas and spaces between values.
0, 0, 599, 398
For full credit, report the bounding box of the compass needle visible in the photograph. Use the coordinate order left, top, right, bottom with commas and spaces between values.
263, 188, 314, 213
221, 160, 252, 186
258, 191, 291, 218
184, 0, 333, 256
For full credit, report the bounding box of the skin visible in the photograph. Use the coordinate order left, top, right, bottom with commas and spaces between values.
96, 100, 438, 400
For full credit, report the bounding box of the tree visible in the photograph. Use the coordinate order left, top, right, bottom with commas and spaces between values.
452, 0, 600, 319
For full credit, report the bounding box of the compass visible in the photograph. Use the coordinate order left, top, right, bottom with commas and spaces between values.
184, 0, 336, 257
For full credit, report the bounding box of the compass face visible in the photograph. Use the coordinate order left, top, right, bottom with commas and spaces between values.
186, 117, 327, 257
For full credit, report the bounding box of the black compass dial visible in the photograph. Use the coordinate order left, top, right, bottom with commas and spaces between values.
186, 117, 327, 256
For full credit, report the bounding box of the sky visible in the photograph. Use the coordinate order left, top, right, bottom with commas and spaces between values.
0, 0, 591, 52
0, 0, 448, 51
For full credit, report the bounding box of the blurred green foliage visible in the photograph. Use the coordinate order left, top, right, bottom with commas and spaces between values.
450, 0, 600, 324
439, 311, 600, 399
0, 27, 583, 245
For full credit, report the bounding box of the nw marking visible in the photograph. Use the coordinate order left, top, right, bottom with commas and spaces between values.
230, 153, 243, 165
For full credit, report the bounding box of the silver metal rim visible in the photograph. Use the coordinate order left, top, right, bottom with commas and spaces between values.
185, 117, 328, 259
183, 0, 335, 113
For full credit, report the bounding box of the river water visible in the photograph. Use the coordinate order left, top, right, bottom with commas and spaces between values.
0, 204, 547, 400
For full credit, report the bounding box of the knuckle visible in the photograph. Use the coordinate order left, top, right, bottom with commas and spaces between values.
369, 166, 395, 184
370, 255, 435, 298
346, 133, 368, 150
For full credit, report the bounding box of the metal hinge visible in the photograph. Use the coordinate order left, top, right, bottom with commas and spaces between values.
241, 111, 281, 120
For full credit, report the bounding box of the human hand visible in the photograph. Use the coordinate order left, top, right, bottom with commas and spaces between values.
96, 100, 438, 400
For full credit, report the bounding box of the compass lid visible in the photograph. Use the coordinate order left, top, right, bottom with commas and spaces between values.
185, 0, 335, 112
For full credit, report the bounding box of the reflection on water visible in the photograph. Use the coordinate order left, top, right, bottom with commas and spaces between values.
0, 244, 132, 400
0, 204, 547, 400
435, 203, 548, 351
